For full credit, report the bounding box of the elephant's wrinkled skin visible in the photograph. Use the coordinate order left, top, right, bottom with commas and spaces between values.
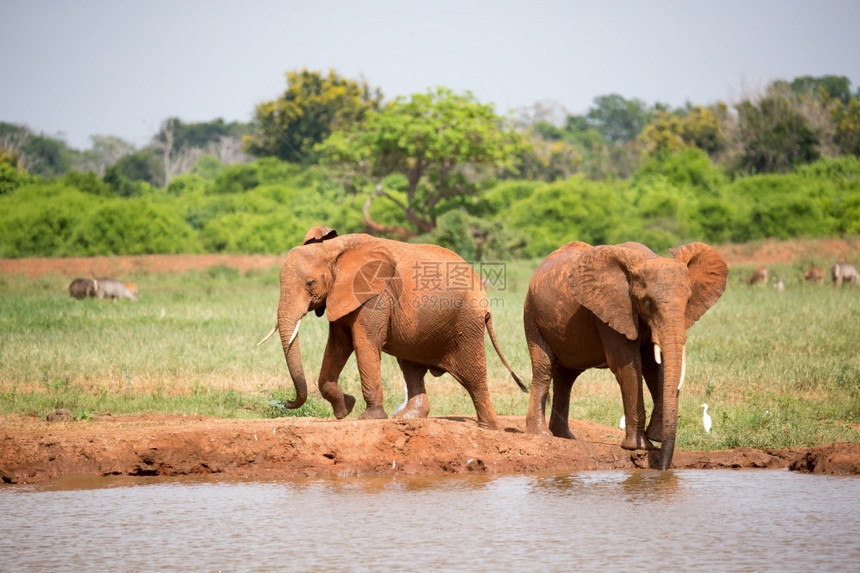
271, 231, 526, 429
523, 241, 727, 470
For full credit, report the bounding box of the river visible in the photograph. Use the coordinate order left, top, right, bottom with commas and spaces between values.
1, 470, 857, 571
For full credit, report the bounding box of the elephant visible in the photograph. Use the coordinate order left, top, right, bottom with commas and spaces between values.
94, 277, 137, 300
803, 266, 825, 284
69, 277, 96, 299
831, 262, 859, 286
262, 229, 527, 429
523, 241, 728, 470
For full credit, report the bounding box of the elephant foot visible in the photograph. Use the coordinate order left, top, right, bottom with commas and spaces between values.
525, 420, 552, 436
646, 424, 662, 443
332, 394, 356, 420
549, 421, 576, 440
476, 416, 500, 431
392, 394, 430, 419
620, 433, 656, 451
358, 405, 388, 420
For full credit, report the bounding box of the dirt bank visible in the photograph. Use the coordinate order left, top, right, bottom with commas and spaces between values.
1, 414, 857, 484
1, 237, 857, 279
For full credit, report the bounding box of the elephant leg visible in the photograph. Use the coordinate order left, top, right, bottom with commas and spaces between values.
446, 357, 499, 431
393, 358, 430, 419
642, 344, 663, 442
352, 335, 388, 420
524, 317, 553, 436
318, 324, 357, 420
548, 366, 582, 439
598, 324, 654, 451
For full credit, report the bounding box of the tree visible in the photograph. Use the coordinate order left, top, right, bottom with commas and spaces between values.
317, 87, 522, 237
789, 75, 853, 104
0, 122, 71, 177
735, 93, 820, 173
586, 94, 652, 143
245, 69, 382, 163
832, 98, 860, 156
72, 135, 136, 175
639, 105, 726, 157
103, 150, 163, 196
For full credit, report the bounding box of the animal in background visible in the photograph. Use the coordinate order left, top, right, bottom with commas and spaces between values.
68, 278, 96, 299
123, 282, 138, 297
831, 263, 859, 286
772, 276, 785, 291
747, 266, 768, 286
93, 277, 138, 300
803, 266, 825, 284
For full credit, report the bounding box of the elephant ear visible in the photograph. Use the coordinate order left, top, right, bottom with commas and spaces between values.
569, 245, 644, 341
670, 242, 728, 328
327, 243, 397, 322
303, 226, 338, 245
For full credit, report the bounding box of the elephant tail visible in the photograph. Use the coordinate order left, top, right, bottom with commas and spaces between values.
485, 313, 529, 393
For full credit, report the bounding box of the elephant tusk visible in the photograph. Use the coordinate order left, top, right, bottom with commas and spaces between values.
256, 323, 279, 346
678, 345, 687, 391
654, 344, 662, 365
288, 318, 302, 345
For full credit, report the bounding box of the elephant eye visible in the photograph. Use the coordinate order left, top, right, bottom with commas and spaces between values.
306, 279, 316, 287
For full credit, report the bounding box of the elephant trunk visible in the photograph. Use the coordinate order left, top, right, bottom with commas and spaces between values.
278, 309, 307, 410
658, 341, 684, 470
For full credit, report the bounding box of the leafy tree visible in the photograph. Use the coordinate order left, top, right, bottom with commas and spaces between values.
832, 98, 860, 156
317, 87, 522, 236
72, 135, 136, 175
245, 69, 382, 163
155, 117, 252, 153
734, 94, 820, 173
789, 75, 852, 104
586, 94, 652, 144
0, 122, 71, 177
103, 150, 163, 196
639, 105, 727, 157
639, 111, 686, 155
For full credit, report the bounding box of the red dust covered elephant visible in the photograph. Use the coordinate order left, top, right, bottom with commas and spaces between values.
260, 227, 526, 430
523, 241, 728, 470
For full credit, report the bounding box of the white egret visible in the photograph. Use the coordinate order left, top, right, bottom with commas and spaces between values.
619, 414, 626, 430
701, 403, 712, 433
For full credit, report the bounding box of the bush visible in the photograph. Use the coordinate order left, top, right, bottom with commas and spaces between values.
505, 176, 623, 257
66, 198, 201, 255
0, 183, 96, 257
63, 171, 114, 196
0, 162, 31, 196
726, 174, 837, 241
415, 210, 528, 261
633, 148, 727, 195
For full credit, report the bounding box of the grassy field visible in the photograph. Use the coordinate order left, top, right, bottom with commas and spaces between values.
1, 257, 858, 451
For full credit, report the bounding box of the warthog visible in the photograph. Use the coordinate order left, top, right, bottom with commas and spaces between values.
831, 263, 859, 286
68, 278, 96, 299
94, 277, 138, 300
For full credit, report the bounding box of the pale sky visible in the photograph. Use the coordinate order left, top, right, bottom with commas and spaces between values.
2, 0, 859, 149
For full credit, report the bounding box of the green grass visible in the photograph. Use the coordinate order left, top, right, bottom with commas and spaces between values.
1, 257, 858, 450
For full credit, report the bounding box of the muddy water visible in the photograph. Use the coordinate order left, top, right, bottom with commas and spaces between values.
2, 470, 858, 571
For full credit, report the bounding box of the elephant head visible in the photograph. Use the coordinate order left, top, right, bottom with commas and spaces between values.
570, 242, 727, 470
277, 234, 398, 409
